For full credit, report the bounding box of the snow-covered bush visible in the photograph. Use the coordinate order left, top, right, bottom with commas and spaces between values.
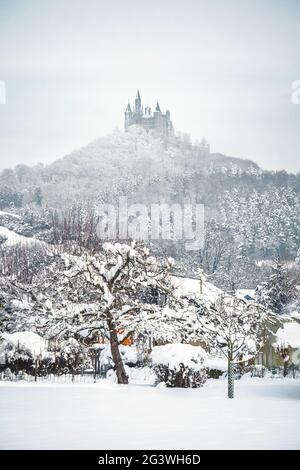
154, 363, 207, 388
204, 356, 227, 379
206, 368, 224, 379
0, 332, 92, 376
54, 337, 88, 374
2, 367, 15, 381
0, 331, 47, 362
151, 343, 207, 388
0, 331, 53, 375
16, 369, 29, 381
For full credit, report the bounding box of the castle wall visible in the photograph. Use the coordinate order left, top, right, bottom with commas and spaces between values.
125, 113, 172, 135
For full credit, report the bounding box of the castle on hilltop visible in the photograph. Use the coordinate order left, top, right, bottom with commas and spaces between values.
124, 90, 174, 136
124, 90, 210, 156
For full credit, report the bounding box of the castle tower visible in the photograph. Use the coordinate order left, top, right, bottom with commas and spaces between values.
134, 90, 142, 114
153, 101, 163, 132
124, 101, 132, 132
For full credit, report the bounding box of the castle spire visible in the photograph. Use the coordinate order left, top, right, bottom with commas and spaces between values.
155, 101, 161, 112
135, 89, 142, 114
125, 101, 132, 113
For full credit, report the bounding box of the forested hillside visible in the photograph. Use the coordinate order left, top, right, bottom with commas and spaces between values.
1, 126, 299, 297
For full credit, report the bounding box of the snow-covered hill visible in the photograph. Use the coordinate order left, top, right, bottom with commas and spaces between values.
0, 126, 262, 208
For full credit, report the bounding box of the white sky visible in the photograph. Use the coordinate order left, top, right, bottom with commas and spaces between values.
0, 0, 299, 172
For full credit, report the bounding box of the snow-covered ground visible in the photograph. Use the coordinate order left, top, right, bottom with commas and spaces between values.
0, 211, 21, 219
0, 379, 299, 449
0, 226, 48, 248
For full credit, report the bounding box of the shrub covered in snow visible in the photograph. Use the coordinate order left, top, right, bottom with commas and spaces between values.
55, 337, 88, 374
0, 331, 48, 362
151, 343, 207, 388
2, 367, 15, 381
0, 331, 53, 375
205, 356, 227, 379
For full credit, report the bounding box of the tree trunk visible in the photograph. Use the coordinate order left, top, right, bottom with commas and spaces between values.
227, 358, 234, 399
108, 321, 128, 385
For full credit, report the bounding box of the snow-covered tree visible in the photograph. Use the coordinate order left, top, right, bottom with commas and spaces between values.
295, 248, 300, 269
46, 242, 179, 384
196, 294, 266, 398
256, 259, 297, 314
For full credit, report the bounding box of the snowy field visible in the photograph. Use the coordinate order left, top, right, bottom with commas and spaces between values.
0, 379, 299, 450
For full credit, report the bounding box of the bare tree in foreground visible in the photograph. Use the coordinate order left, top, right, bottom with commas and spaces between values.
197, 294, 266, 398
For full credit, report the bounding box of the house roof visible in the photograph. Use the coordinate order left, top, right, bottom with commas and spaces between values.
170, 275, 222, 303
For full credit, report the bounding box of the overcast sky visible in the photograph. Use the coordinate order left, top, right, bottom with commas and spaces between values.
0, 0, 299, 172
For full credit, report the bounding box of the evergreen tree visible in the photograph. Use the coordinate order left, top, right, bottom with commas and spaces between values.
256, 259, 297, 313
